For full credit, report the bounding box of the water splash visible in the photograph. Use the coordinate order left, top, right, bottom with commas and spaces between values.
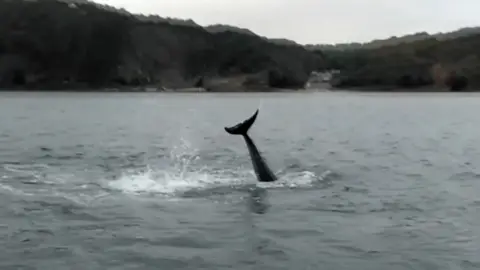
107, 137, 327, 196
128, 135, 329, 197
1, 138, 329, 201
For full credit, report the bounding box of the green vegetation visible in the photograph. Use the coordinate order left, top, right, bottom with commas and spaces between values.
0, 0, 324, 91
2, 0, 479, 92
315, 32, 480, 91
306, 27, 480, 51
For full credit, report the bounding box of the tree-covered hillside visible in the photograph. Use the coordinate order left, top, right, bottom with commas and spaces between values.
317, 34, 480, 91
0, 0, 324, 90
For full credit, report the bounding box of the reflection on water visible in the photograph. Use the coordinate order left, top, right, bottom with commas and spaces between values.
247, 186, 269, 214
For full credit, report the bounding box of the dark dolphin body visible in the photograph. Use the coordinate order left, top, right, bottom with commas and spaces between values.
225, 109, 277, 183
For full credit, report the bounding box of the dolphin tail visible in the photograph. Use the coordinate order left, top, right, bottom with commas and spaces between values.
224, 109, 259, 135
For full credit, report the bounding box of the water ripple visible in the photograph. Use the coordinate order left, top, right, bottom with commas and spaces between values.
1, 92, 480, 269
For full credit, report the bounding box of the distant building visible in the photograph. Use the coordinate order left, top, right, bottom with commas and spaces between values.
304, 70, 340, 90
308, 70, 340, 83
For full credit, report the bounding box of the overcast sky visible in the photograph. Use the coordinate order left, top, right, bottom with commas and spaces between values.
94, 0, 480, 45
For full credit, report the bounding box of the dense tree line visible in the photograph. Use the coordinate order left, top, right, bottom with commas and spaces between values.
317, 34, 480, 91
0, 0, 324, 90
306, 27, 480, 51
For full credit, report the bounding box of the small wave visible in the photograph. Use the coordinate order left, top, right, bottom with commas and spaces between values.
1, 163, 112, 207
0, 183, 35, 197
3, 163, 50, 174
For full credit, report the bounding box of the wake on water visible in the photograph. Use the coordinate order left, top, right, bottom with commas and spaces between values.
0, 138, 331, 207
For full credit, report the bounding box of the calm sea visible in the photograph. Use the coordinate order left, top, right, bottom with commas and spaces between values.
0, 91, 479, 270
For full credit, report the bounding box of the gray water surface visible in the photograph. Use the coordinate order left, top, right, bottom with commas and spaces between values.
0, 91, 479, 270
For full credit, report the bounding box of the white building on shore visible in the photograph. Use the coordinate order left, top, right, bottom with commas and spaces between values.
305, 70, 340, 90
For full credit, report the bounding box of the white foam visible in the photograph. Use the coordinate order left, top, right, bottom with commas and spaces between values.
106, 166, 327, 196
1, 164, 327, 201
106, 166, 250, 195
104, 136, 328, 196
0, 138, 331, 201
256, 170, 327, 189
106, 137, 242, 195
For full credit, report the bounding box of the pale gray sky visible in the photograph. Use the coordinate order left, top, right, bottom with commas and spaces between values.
94, 0, 480, 45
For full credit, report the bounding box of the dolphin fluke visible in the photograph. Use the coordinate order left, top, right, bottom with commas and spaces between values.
224, 109, 259, 135
224, 108, 276, 182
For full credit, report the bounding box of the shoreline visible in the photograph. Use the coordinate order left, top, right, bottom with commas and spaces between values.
0, 85, 478, 93
0, 86, 305, 93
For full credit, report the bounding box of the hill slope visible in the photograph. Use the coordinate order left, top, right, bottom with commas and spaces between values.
0, 0, 323, 90
306, 27, 480, 51
317, 33, 480, 91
